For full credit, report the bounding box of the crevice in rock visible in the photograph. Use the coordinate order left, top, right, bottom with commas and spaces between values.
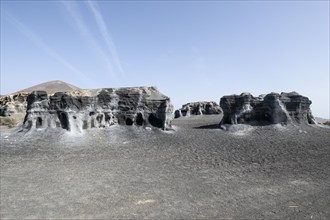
58, 112, 69, 130
36, 117, 42, 128
136, 113, 144, 126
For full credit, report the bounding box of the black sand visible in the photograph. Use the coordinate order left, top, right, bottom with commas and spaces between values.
1, 115, 329, 219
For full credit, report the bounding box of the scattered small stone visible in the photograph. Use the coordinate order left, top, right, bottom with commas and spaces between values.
136, 199, 155, 205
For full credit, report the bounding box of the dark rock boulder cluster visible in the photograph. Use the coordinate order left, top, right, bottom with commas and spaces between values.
220, 92, 316, 125
174, 101, 222, 118
22, 87, 173, 132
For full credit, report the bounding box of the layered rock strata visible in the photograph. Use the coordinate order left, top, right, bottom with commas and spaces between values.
220, 92, 316, 125
175, 101, 222, 118
22, 87, 173, 131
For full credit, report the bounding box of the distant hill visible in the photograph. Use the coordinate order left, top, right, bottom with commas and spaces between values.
15, 80, 81, 94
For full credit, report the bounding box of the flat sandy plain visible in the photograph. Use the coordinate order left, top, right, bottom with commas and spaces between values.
1, 115, 329, 219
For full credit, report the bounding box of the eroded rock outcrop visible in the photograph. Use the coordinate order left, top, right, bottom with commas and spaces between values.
175, 101, 222, 118
1, 81, 81, 128
0, 93, 29, 116
22, 87, 173, 131
0, 93, 29, 128
220, 92, 316, 125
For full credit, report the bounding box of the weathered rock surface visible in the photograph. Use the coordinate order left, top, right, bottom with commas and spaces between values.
0, 93, 29, 116
1, 80, 81, 128
22, 87, 173, 131
220, 92, 316, 125
175, 101, 222, 118
0, 93, 29, 128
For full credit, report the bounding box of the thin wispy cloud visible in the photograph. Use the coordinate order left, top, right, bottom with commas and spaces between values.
2, 11, 92, 85
87, 1, 125, 78
61, 1, 89, 37
62, 1, 121, 82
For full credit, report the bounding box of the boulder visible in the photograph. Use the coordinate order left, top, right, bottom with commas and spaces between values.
22, 87, 173, 131
175, 101, 222, 118
220, 92, 316, 125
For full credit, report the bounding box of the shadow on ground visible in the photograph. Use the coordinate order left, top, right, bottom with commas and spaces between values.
193, 124, 220, 129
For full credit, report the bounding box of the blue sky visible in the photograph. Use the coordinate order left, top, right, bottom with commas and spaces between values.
1, 1, 329, 118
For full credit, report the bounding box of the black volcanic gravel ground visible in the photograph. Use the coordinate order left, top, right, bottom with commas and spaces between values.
0, 115, 329, 219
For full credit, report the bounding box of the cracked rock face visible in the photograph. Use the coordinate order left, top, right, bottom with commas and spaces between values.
22, 87, 173, 132
175, 101, 222, 118
220, 92, 316, 125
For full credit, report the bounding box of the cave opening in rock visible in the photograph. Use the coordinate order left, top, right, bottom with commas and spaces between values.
181, 110, 187, 116
58, 112, 69, 130
104, 113, 111, 122
96, 114, 103, 124
136, 113, 144, 126
126, 118, 133, 126
36, 117, 42, 128
148, 114, 163, 128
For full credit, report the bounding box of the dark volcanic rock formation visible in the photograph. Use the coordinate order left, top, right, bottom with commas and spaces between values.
175, 101, 222, 118
22, 87, 173, 131
220, 92, 316, 125
1, 80, 81, 128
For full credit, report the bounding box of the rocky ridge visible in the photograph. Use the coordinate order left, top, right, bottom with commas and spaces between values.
220, 92, 316, 126
22, 87, 173, 132
174, 101, 222, 118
